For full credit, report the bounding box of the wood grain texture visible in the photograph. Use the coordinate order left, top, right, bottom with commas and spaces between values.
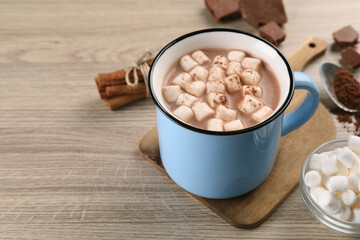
1, 0, 360, 239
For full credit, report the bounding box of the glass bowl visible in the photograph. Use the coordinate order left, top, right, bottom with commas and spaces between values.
300, 139, 360, 235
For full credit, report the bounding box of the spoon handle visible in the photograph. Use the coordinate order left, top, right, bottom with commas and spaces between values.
288, 36, 328, 72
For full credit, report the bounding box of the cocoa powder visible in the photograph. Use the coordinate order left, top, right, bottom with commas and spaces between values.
333, 68, 360, 110
331, 107, 360, 136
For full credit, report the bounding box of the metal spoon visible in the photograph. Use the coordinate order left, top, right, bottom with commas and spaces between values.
320, 62, 360, 113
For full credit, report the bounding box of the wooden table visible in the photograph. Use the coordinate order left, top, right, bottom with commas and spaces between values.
1, 0, 360, 239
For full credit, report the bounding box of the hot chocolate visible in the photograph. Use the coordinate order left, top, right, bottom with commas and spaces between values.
162, 48, 281, 131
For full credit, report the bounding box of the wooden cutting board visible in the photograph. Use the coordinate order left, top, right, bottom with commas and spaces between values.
139, 37, 336, 228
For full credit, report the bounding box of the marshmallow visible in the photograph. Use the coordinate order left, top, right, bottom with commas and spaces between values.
176, 93, 198, 107
348, 135, 360, 155
310, 186, 327, 204
329, 148, 341, 158
252, 106, 273, 122
348, 173, 360, 193
185, 81, 206, 97
224, 120, 244, 131
309, 153, 327, 170
325, 175, 348, 193
213, 55, 228, 69
338, 147, 358, 169
207, 119, 224, 131
353, 208, 360, 223
172, 73, 193, 89
215, 105, 237, 122
207, 92, 228, 108
241, 57, 262, 71
341, 190, 357, 206
173, 105, 194, 123
190, 66, 209, 81
318, 191, 342, 215
238, 95, 263, 114
207, 80, 226, 94
240, 69, 261, 85
333, 207, 351, 221
191, 101, 215, 121
208, 67, 225, 81
228, 50, 246, 62
191, 50, 210, 65
337, 163, 350, 176
242, 85, 262, 98
321, 156, 339, 175
226, 61, 242, 76
179, 55, 198, 71
162, 85, 182, 102
304, 170, 322, 187
224, 75, 242, 93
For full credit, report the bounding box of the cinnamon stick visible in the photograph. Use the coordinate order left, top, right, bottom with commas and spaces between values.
105, 83, 146, 97
105, 92, 146, 110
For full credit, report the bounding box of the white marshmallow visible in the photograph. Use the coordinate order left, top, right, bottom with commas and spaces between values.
241, 57, 262, 71
185, 81, 206, 97
321, 156, 339, 175
207, 80, 226, 94
173, 105, 194, 123
325, 175, 348, 193
337, 163, 350, 176
252, 106, 273, 122
226, 61, 242, 76
208, 67, 225, 81
224, 120, 244, 131
176, 93, 198, 107
228, 50, 246, 63
213, 55, 228, 69
207, 92, 228, 108
238, 95, 263, 114
224, 75, 242, 93
191, 101, 215, 121
329, 148, 341, 158
190, 66, 209, 81
348, 135, 360, 155
333, 207, 351, 221
240, 69, 261, 85
310, 186, 327, 204
179, 55, 198, 71
242, 85, 262, 98
318, 191, 342, 215
348, 173, 360, 193
191, 50, 210, 65
338, 147, 358, 169
207, 119, 224, 131
172, 73, 193, 89
309, 153, 327, 170
304, 170, 322, 187
353, 208, 360, 224
162, 85, 182, 102
215, 105, 237, 122
341, 190, 357, 206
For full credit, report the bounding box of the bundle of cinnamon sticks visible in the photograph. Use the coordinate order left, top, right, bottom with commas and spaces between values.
95, 58, 154, 110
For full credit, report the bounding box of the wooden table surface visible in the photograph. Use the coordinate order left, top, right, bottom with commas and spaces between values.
1, 0, 360, 239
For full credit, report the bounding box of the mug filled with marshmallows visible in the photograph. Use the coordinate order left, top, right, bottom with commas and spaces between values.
149, 29, 320, 199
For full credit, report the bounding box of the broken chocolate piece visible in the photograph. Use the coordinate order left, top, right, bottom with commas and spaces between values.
341, 47, 360, 69
333, 25, 359, 48
205, 0, 241, 22
239, 0, 287, 27
259, 21, 286, 46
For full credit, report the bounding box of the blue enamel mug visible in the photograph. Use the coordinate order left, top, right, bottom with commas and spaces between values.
149, 29, 320, 199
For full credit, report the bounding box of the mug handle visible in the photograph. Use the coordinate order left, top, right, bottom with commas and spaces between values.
281, 72, 320, 136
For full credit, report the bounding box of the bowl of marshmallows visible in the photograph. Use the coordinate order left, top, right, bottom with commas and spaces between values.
300, 135, 360, 234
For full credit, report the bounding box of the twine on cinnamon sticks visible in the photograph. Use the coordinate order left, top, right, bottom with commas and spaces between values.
95, 52, 154, 110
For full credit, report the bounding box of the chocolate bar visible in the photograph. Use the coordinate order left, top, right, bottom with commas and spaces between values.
341, 47, 360, 69
333, 25, 359, 48
259, 21, 286, 46
205, 0, 241, 22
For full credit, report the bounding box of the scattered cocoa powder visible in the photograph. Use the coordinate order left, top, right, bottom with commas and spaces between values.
330, 107, 360, 136
333, 68, 360, 110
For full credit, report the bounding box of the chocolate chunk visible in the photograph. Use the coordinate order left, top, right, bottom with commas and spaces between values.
341, 47, 360, 69
205, 0, 241, 22
239, 0, 287, 27
333, 25, 359, 48
259, 21, 286, 46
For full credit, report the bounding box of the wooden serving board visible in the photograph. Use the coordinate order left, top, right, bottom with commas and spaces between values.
139, 37, 336, 228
